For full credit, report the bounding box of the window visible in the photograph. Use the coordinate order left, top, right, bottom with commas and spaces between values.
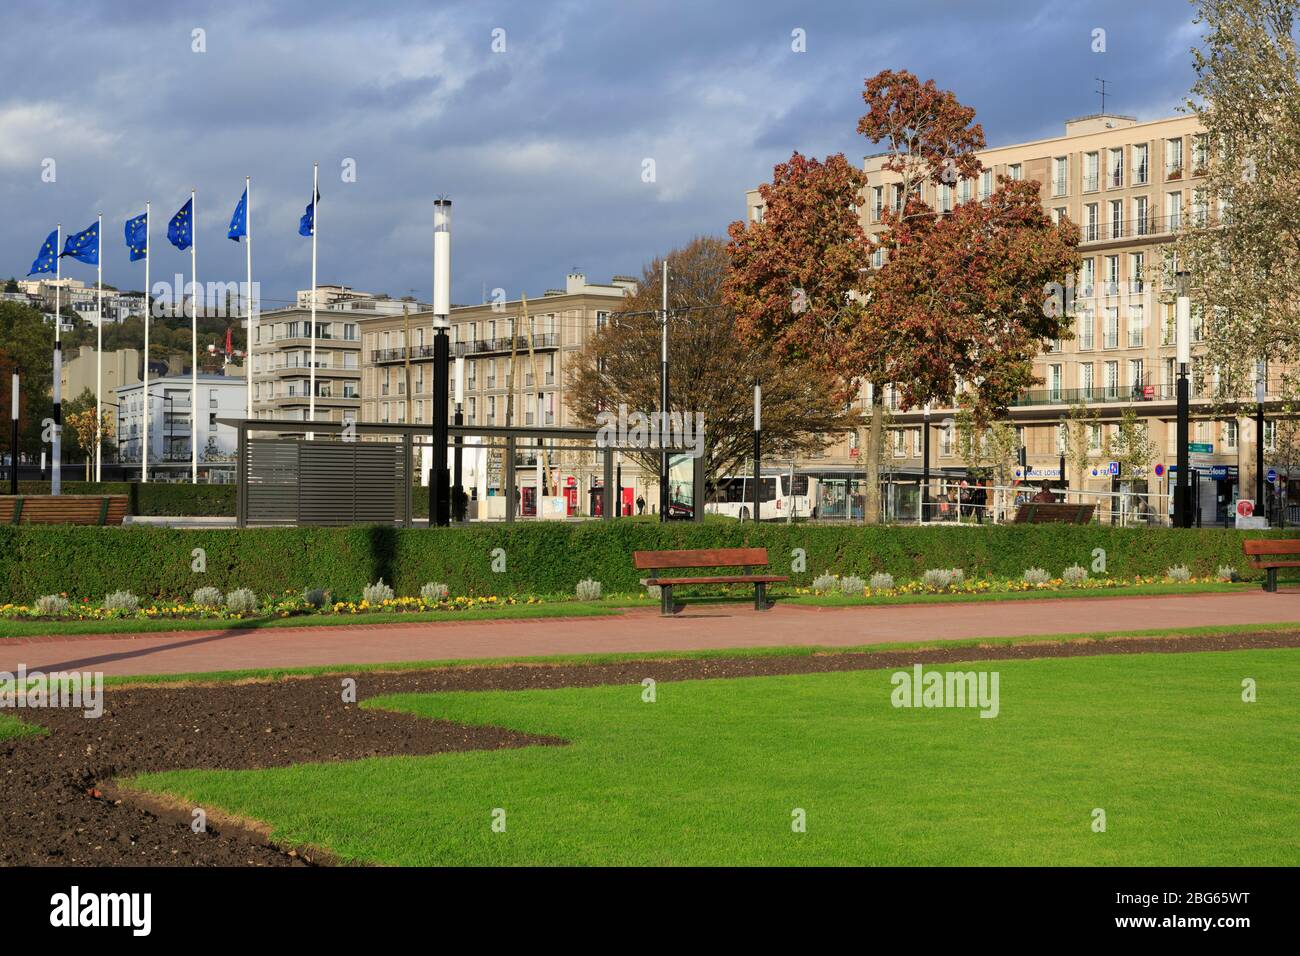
749, 204, 765, 223
1191, 305, 1205, 342
1193, 133, 1209, 174
1192, 187, 1208, 226
1049, 364, 1062, 401
1080, 362, 1095, 396
958, 177, 972, 203
1130, 252, 1145, 294
940, 183, 953, 213
871, 186, 883, 221
1008, 163, 1023, 181
892, 184, 905, 212
1083, 152, 1099, 192
1080, 259, 1095, 297
1224, 420, 1238, 450
1104, 361, 1119, 399
1108, 147, 1124, 188
940, 424, 954, 457
892, 429, 906, 457
1265, 420, 1276, 451
1104, 308, 1119, 349
1165, 137, 1184, 178
1057, 424, 1068, 454
1166, 191, 1183, 230
1133, 143, 1149, 184
1052, 157, 1068, 196
1129, 359, 1144, 394
1128, 304, 1145, 347
1077, 307, 1095, 350
1109, 199, 1123, 239
487, 395, 496, 424
1104, 256, 1119, 296
1089, 423, 1102, 451
1084, 203, 1099, 241
1134, 195, 1149, 235
1052, 206, 1067, 225
978, 170, 992, 200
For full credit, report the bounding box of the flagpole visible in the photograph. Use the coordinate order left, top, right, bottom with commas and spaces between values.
142, 202, 150, 483
95, 212, 102, 483
245, 175, 253, 422
309, 162, 318, 429
190, 187, 197, 484
52, 223, 62, 496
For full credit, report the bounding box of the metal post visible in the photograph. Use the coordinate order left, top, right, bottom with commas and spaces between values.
403, 432, 414, 527
659, 258, 668, 522
9, 368, 18, 496
431, 328, 450, 526
615, 457, 622, 518
921, 407, 931, 522
453, 408, 464, 522
752, 379, 761, 523
1175, 272, 1191, 529
236, 421, 247, 528
603, 445, 614, 521
505, 435, 516, 522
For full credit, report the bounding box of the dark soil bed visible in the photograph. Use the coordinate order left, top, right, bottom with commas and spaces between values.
3, 629, 1298, 867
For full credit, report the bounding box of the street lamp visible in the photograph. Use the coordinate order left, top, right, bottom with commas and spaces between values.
1174, 271, 1192, 528
430, 198, 452, 527
1256, 358, 1266, 520
7, 367, 19, 496
752, 378, 761, 523
453, 354, 465, 521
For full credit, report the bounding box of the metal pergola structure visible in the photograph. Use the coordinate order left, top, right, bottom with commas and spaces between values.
219, 417, 705, 528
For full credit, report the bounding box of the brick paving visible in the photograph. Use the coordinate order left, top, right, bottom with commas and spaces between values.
1, 591, 1299, 677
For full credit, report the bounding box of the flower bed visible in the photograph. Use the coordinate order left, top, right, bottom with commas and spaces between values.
802, 572, 1223, 598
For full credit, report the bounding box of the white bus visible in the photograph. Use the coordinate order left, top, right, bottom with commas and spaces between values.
704, 473, 813, 521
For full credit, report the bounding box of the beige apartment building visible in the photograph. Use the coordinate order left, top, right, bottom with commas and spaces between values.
249, 308, 364, 422
356, 272, 641, 514
746, 112, 1271, 522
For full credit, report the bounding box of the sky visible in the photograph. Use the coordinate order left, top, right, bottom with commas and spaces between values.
0, 0, 1204, 311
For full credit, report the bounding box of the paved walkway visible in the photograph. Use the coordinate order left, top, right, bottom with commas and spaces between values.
2, 591, 1299, 677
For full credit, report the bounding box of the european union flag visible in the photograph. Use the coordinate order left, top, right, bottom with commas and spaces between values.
168, 198, 193, 250
125, 212, 148, 262
228, 189, 247, 241
60, 221, 99, 265
298, 189, 319, 237
27, 229, 59, 275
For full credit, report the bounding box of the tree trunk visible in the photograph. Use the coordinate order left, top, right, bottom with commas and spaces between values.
863, 391, 884, 525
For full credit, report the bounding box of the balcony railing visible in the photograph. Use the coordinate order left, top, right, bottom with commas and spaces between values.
1079, 213, 1199, 244
370, 333, 559, 364
1011, 381, 1173, 407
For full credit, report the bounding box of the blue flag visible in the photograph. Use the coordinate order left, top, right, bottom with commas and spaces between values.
125, 212, 148, 262
298, 189, 319, 237
228, 188, 247, 241
28, 229, 59, 275
168, 198, 193, 250
60, 221, 99, 265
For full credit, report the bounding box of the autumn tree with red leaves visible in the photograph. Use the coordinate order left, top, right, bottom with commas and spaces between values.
726, 69, 1079, 523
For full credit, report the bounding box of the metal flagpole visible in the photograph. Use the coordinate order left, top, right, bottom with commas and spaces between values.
190, 187, 198, 484
245, 176, 253, 422
309, 162, 318, 429
658, 259, 668, 521
95, 212, 102, 482
142, 202, 150, 482
51, 223, 62, 496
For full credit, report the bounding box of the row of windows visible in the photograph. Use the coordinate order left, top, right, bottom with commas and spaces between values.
362, 393, 558, 426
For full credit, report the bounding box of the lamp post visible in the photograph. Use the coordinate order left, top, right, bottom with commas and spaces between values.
453, 354, 464, 522
430, 199, 452, 527
921, 404, 931, 522
752, 378, 761, 523
1256, 359, 1266, 521
9, 367, 19, 496
1174, 271, 1191, 528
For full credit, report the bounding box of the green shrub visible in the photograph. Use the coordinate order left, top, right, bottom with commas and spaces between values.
32, 594, 69, 616
1166, 565, 1192, 583
0, 523, 1289, 604
839, 575, 866, 596
868, 572, 894, 591
363, 579, 395, 605
1062, 565, 1089, 586
420, 582, 449, 603
575, 578, 602, 601
192, 586, 224, 608
303, 587, 330, 609
103, 590, 139, 613
1022, 568, 1051, 585
811, 572, 839, 593
16, 481, 236, 516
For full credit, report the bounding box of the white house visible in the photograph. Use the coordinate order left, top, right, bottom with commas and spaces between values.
115, 373, 247, 481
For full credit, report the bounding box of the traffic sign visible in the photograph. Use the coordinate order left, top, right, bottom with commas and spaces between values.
1107, 461, 1120, 476
1237, 499, 1255, 518
1267, 468, 1278, 485
1188, 442, 1214, 454
1154, 463, 1165, 477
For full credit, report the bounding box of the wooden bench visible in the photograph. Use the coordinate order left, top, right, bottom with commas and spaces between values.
633, 547, 789, 616
1243, 539, 1300, 592
1013, 502, 1095, 525
0, 495, 128, 526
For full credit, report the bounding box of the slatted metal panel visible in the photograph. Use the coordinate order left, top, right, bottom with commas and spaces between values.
245, 439, 406, 527
246, 440, 300, 526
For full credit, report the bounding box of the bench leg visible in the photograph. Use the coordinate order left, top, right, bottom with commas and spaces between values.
754, 581, 773, 611
660, 584, 678, 616
1267, 567, 1278, 593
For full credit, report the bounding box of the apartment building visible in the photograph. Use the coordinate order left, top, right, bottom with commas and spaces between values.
356, 272, 640, 512
249, 308, 364, 422
115, 373, 246, 481
746, 112, 1264, 520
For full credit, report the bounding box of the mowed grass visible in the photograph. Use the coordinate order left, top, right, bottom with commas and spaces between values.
132, 649, 1300, 866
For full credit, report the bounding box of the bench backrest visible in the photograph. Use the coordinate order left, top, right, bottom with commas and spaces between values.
1013, 502, 1095, 525
1243, 539, 1300, 557
0, 495, 128, 526
633, 547, 769, 570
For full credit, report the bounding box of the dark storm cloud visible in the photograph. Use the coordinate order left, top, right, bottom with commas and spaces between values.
1, 0, 1197, 307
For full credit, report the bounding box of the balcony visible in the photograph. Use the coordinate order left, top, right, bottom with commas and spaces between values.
1079, 214, 1191, 245
370, 333, 559, 364
1011, 380, 1170, 407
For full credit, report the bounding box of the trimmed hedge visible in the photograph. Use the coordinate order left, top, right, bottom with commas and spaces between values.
0, 523, 1292, 604
16, 481, 235, 516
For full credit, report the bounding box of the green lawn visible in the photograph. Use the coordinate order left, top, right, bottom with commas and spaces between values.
0, 713, 44, 739
132, 648, 1300, 866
